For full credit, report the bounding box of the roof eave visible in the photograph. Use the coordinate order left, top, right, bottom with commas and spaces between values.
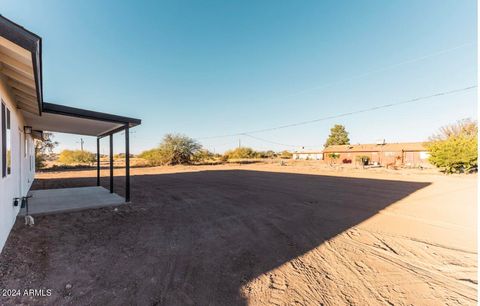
0, 15, 43, 115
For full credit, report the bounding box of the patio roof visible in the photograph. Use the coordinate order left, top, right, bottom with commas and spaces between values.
22, 102, 141, 137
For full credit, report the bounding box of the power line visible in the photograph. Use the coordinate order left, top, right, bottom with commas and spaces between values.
199, 85, 476, 140
241, 133, 301, 148
232, 42, 472, 107
285, 42, 474, 98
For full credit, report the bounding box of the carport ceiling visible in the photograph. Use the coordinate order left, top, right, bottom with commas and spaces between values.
23, 103, 141, 137
23, 111, 124, 136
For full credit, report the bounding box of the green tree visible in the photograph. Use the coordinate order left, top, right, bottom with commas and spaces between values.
58, 150, 96, 165
139, 133, 202, 166
324, 124, 350, 148
35, 132, 58, 169
426, 119, 477, 174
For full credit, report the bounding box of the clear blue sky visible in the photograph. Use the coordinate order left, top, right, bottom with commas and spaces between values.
2, 0, 477, 154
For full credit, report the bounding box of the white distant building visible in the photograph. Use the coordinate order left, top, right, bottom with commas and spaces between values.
292, 149, 323, 160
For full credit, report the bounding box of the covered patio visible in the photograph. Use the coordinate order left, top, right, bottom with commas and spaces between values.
23, 102, 141, 214
19, 186, 124, 216
0, 15, 141, 216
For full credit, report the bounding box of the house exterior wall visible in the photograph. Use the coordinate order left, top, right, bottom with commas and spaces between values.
324, 152, 378, 164
403, 150, 430, 167
324, 150, 430, 166
0, 76, 35, 253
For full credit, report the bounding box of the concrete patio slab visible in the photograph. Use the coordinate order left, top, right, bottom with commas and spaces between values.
19, 186, 125, 216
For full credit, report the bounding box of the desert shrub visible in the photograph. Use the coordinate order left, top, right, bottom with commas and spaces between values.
328, 153, 339, 159
58, 150, 96, 165
426, 119, 477, 173
356, 155, 370, 165
138, 148, 164, 166
254, 150, 276, 159
219, 154, 229, 162
139, 133, 202, 166
342, 158, 352, 164
192, 149, 215, 163
327, 153, 340, 165
279, 150, 293, 159
114, 153, 133, 158
223, 147, 257, 160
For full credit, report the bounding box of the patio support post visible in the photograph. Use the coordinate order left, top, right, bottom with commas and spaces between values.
125, 125, 130, 202
96, 137, 100, 186
109, 134, 113, 193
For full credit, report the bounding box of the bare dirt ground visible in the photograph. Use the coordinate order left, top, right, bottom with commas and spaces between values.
0, 162, 477, 305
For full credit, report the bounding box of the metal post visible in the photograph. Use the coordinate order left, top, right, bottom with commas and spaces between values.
109, 134, 113, 193
125, 125, 130, 202
96, 137, 100, 186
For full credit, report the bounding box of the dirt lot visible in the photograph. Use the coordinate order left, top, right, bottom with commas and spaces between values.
0, 162, 477, 305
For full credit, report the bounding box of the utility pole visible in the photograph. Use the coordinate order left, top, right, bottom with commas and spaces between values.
77, 138, 84, 151
238, 138, 241, 148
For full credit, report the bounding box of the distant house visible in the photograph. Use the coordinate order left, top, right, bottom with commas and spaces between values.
323, 142, 430, 166
293, 149, 323, 160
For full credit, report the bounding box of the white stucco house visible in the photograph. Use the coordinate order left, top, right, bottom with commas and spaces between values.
0, 16, 141, 253
292, 149, 324, 160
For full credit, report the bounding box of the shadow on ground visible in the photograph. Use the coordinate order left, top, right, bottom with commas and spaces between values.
1, 170, 430, 305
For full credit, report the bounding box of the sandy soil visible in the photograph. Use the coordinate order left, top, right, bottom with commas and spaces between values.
0, 162, 476, 305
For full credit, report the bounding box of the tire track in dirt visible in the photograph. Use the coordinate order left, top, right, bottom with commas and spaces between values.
339, 228, 477, 304
322, 239, 391, 306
